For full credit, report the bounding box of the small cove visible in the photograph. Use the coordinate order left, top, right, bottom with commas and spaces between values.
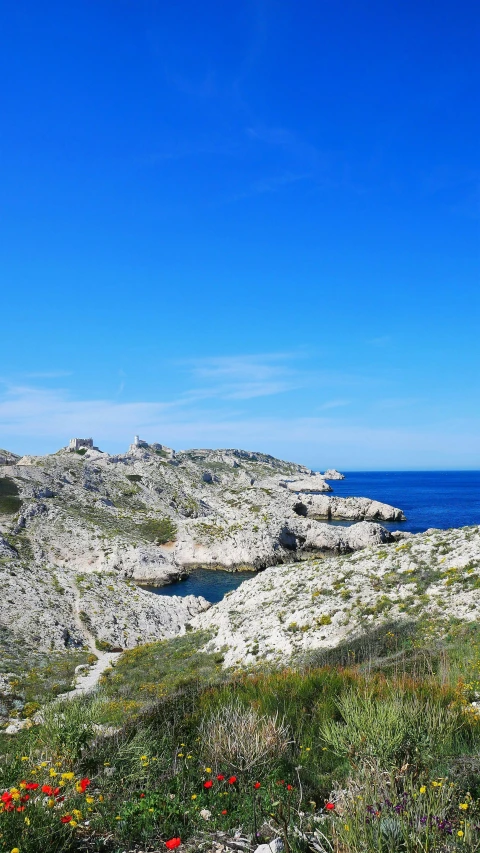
144, 471, 480, 604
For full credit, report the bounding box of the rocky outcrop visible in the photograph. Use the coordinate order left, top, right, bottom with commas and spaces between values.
322, 469, 345, 480
284, 475, 332, 494
192, 525, 480, 667
300, 495, 405, 522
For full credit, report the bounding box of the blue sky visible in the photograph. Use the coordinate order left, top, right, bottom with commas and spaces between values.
1, 0, 479, 469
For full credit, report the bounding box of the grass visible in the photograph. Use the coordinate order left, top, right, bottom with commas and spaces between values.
0, 475, 22, 514
2, 620, 480, 851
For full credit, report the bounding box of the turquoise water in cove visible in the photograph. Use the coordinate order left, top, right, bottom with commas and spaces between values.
146, 471, 480, 604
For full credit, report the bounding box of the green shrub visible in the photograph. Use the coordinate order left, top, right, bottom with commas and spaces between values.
0, 494, 22, 513
126, 474, 142, 482
140, 517, 177, 544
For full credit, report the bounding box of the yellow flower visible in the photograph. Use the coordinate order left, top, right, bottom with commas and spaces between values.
69, 820, 78, 828
177, 753, 184, 757
99, 794, 104, 802
21, 756, 29, 761
85, 796, 94, 804
24, 816, 30, 825
104, 762, 110, 767
191, 794, 197, 800
19, 782, 27, 790
149, 807, 154, 812
458, 830, 464, 837
205, 767, 212, 773
180, 743, 185, 746
306, 747, 311, 751
140, 755, 148, 760
61, 772, 75, 780
49, 769, 58, 777
459, 803, 469, 810
344, 824, 350, 832
47, 798, 55, 808
11, 848, 20, 853
40, 762, 47, 767
11, 790, 21, 801
187, 754, 193, 759
115, 815, 122, 820
419, 786, 426, 794
72, 809, 82, 820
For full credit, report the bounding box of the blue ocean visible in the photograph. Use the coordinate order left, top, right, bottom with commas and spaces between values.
147, 471, 480, 604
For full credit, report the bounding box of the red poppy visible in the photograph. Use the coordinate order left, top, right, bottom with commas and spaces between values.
204, 780, 213, 789
25, 782, 39, 790
42, 785, 54, 796
277, 780, 285, 786
61, 815, 73, 823
165, 838, 181, 849
228, 776, 237, 785
287, 785, 293, 791
217, 774, 225, 781
325, 802, 335, 811
4, 802, 15, 812
1, 792, 13, 803
57, 796, 65, 803
21, 794, 30, 802
78, 778, 90, 792
140, 793, 145, 798
53, 788, 61, 797
16, 805, 26, 812
253, 782, 261, 789
222, 809, 228, 814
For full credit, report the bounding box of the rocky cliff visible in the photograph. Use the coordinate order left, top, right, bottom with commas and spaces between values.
0, 442, 404, 653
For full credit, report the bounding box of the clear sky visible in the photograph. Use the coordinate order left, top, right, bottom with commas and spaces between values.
1, 0, 479, 469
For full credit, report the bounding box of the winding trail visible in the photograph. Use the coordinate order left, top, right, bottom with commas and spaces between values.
57, 584, 121, 700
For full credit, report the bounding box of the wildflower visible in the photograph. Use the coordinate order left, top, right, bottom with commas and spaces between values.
24, 816, 30, 825
325, 802, 335, 811
72, 809, 82, 820
11, 848, 20, 853
204, 780, 213, 789
228, 776, 237, 785
61, 815, 73, 823
287, 784, 293, 791
61, 772, 75, 781
459, 803, 469, 810
49, 769, 58, 777
140, 755, 148, 760
21, 757, 29, 761
254, 782, 261, 789
217, 774, 225, 781
85, 796, 94, 804
191, 794, 197, 800
458, 830, 464, 837
344, 825, 350, 832
177, 753, 184, 758
24, 783, 39, 790
205, 767, 212, 773
140, 793, 145, 799
222, 809, 228, 814
76, 778, 90, 793
41, 785, 55, 796
165, 838, 181, 849
47, 798, 55, 808
420, 786, 426, 794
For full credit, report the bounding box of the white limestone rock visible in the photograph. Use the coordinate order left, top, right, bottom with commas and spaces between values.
192, 524, 480, 667
323, 469, 345, 479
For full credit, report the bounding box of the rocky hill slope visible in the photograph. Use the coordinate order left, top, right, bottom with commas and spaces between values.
192, 524, 480, 667
0, 440, 404, 654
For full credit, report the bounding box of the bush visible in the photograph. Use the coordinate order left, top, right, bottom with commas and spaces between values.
199, 699, 290, 773
140, 517, 177, 544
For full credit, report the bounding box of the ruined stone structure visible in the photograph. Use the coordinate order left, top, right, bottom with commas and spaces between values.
68, 438, 94, 451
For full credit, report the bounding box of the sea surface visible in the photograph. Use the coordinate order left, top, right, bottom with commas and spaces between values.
146, 471, 480, 604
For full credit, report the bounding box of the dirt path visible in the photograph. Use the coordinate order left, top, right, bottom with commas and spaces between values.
57, 584, 121, 700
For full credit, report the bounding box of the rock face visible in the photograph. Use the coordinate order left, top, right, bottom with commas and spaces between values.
192, 525, 480, 667
322, 469, 345, 480
0, 443, 404, 652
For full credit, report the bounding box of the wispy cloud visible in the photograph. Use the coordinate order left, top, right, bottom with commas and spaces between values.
184, 352, 305, 400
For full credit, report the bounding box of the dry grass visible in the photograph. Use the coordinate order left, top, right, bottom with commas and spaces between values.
199, 697, 290, 773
